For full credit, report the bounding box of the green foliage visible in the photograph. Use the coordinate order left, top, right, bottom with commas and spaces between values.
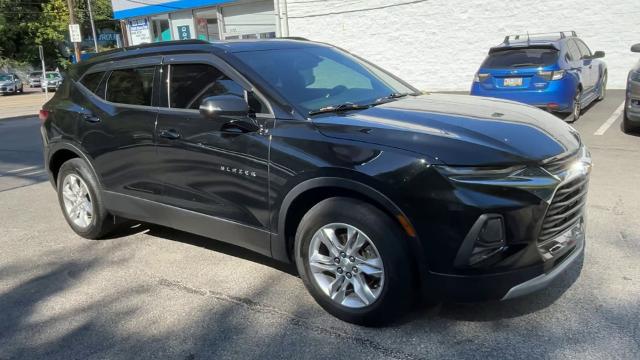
0, 0, 115, 69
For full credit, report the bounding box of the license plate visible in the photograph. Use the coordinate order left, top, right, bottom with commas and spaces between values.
504, 77, 523, 87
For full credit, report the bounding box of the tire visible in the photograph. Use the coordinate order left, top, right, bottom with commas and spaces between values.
569, 89, 582, 122
57, 158, 116, 239
623, 108, 638, 134
295, 197, 413, 326
597, 72, 607, 101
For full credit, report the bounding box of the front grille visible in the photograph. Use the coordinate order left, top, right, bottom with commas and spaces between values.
538, 175, 589, 243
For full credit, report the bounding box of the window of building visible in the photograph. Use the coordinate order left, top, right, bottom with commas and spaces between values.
194, 8, 220, 41
221, 0, 276, 40
106, 67, 155, 106
151, 14, 171, 42
169, 64, 244, 110
80, 72, 105, 94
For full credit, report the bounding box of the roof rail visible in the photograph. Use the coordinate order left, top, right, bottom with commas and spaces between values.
503, 31, 577, 45
123, 39, 210, 51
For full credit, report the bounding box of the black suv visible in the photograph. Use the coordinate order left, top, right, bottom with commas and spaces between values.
41, 39, 590, 325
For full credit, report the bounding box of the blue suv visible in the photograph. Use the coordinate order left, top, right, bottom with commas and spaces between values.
471, 31, 607, 121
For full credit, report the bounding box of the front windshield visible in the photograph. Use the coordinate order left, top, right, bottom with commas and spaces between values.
0, 75, 12, 81
46, 73, 61, 79
30, 72, 42, 78
234, 47, 417, 115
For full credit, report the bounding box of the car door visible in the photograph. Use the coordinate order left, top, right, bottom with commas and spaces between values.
78, 56, 164, 202
154, 54, 273, 254
565, 40, 586, 94
575, 39, 596, 92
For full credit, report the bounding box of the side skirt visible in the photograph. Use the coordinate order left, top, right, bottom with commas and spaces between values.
102, 191, 272, 257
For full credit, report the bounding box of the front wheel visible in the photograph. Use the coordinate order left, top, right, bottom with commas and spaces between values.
295, 197, 413, 325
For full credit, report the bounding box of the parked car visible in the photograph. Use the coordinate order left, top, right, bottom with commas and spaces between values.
28, 71, 43, 88
42, 72, 63, 92
624, 43, 640, 133
471, 31, 606, 121
0, 72, 24, 95
41, 39, 591, 325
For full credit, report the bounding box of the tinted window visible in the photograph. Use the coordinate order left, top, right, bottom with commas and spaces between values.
482, 48, 558, 68
234, 47, 416, 114
169, 64, 244, 110
80, 72, 105, 93
575, 40, 591, 58
106, 67, 155, 106
566, 40, 581, 61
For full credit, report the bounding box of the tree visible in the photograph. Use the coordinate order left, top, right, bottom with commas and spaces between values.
0, 0, 115, 69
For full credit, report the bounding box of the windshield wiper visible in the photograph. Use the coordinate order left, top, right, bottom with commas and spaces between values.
308, 102, 372, 116
375, 92, 420, 104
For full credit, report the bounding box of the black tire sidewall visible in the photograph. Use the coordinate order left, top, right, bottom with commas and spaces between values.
57, 158, 113, 239
294, 197, 413, 325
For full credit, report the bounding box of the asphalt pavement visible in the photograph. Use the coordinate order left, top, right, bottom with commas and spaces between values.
0, 90, 638, 359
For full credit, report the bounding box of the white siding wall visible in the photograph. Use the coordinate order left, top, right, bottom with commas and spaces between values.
285, 0, 639, 90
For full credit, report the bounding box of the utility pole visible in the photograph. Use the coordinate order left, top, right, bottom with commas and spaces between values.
66, 0, 82, 62
86, 0, 99, 53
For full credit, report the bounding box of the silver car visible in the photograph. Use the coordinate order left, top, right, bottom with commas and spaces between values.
0, 73, 24, 95
28, 71, 43, 87
625, 43, 640, 133
42, 72, 63, 92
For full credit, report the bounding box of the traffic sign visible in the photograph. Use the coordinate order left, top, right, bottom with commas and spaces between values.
69, 24, 82, 43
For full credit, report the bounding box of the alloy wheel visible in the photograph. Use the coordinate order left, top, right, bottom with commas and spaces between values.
61, 174, 94, 228
307, 223, 384, 308
573, 91, 582, 120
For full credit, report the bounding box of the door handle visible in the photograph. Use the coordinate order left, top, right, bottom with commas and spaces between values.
82, 113, 100, 123
159, 128, 181, 140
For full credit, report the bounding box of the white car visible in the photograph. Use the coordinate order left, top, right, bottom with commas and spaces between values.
0, 73, 24, 95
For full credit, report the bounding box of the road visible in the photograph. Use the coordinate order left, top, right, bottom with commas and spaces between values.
0, 87, 48, 120
0, 91, 638, 359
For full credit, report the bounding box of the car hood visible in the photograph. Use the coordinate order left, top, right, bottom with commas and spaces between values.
312, 94, 581, 166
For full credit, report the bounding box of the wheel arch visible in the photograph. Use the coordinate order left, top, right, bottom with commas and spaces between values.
272, 177, 427, 278
47, 143, 101, 187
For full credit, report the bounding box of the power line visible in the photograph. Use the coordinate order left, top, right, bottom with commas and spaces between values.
288, 0, 429, 18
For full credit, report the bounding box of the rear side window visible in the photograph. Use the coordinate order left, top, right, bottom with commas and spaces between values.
482, 48, 558, 68
575, 40, 591, 58
566, 41, 581, 61
106, 67, 155, 106
168, 64, 244, 110
80, 72, 105, 94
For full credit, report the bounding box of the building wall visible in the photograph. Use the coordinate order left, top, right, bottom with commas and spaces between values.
286, 0, 639, 90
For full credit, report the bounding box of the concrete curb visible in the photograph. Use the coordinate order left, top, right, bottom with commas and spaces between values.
0, 114, 38, 122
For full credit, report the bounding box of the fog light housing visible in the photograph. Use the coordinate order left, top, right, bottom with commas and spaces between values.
455, 214, 506, 267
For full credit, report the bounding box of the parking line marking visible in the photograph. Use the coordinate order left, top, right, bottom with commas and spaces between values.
4, 166, 40, 174
595, 102, 625, 136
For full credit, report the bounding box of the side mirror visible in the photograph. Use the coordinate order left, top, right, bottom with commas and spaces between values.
592, 50, 605, 59
199, 95, 249, 119
631, 43, 640, 53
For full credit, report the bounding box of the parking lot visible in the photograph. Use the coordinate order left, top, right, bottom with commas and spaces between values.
0, 90, 638, 359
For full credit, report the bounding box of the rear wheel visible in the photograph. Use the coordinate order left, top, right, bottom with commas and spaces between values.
295, 197, 413, 325
570, 89, 582, 122
57, 158, 116, 239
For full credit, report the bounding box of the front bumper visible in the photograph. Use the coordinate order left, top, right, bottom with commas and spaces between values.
0, 85, 16, 93
417, 148, 591, 302
626, 79, 640, 123
502, 231, 584, 300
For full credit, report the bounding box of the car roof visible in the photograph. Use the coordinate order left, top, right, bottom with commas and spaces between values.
489, 32, 579, 53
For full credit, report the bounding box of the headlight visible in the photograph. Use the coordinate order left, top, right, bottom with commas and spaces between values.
435, 165, 526, 178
